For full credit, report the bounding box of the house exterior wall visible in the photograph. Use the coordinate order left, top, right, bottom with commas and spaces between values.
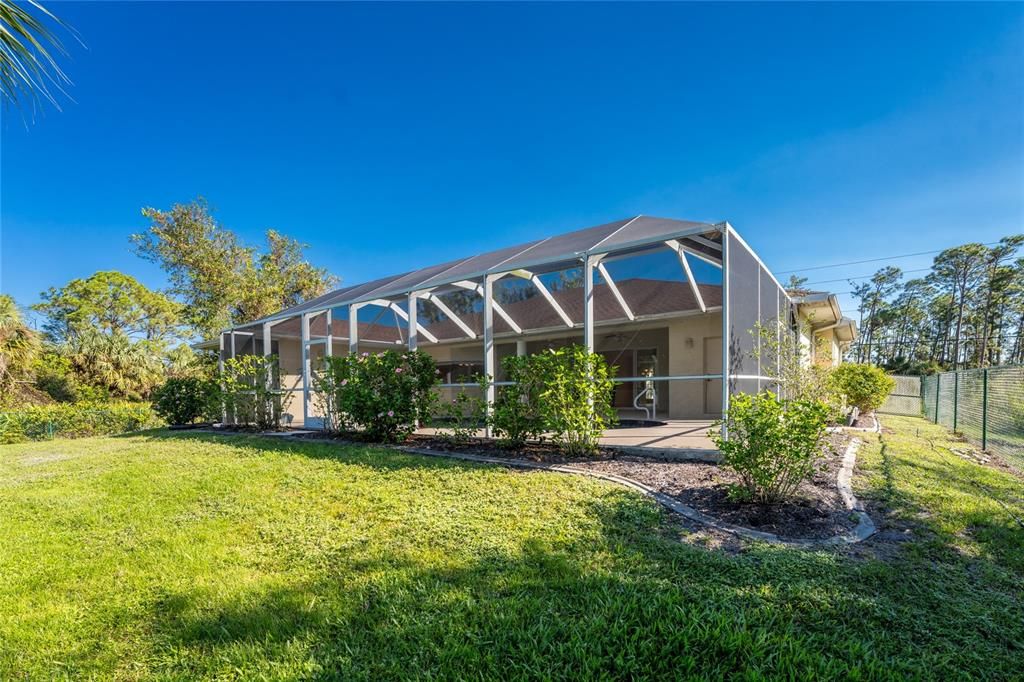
272, 312, 725, 425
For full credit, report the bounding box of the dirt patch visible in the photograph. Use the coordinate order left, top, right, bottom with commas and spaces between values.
850, 414, 877, 429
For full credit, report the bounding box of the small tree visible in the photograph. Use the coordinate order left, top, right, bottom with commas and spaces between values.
752, 320, 844, 423
315, 350, 438, 442
531, 345, 616, 456
221, 355, 290, 430
712, 392, 830, 504
830, 364, 895, 414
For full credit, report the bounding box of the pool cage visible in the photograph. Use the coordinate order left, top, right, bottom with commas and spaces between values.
214, 216, 794, 435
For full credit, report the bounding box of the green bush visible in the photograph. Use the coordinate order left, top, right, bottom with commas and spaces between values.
712, 392, 830, 504
486, 355, 546, 448
830, 363, 896, 414
315, 350, 438, 442
531, 345, 616, 456
221, 356, 291, 430
33, 351, 109, 404
434, 387, 486, 446
151, 377, 219, 425
0, 402, 162, 443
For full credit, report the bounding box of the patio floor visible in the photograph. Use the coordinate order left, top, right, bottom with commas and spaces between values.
599, 419, 718, 458
415, 419, 719, 461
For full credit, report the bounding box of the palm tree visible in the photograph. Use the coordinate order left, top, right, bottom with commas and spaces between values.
0, 294, 40, 402
0, 0, 74, 110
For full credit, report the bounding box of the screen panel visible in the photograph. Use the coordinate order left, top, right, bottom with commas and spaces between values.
726, 230, 786, 399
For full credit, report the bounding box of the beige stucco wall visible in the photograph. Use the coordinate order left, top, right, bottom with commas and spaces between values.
268, 313, 724, 425
667, 312, 723, 419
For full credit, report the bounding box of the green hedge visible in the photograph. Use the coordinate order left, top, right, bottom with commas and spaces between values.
0, 403, 163, 444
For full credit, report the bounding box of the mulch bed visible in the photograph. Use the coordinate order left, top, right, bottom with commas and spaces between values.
567, 433, 856, 540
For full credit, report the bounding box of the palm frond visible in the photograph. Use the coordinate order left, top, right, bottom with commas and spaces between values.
0, 0, 77, 111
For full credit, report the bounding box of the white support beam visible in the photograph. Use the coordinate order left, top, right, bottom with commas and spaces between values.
427, 294, 476, 339
325, 309, 333, 358
583, 256, 597, 352
505, 269, 573, 328
301, 312, 311, 427
407, 293, 418, 351
451, 280, 523, 334
721, 231, 730, 439
388, 302, 439, 344
671, 245, 707, 314
348, 303, 363, 354
262, 321, 272, 395
664, 239, 722, 268
532, 274, 574, 328
483, 275, 495, 436
596, 261, 635, 321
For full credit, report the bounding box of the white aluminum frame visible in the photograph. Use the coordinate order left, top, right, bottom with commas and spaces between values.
213, 218, 797, 442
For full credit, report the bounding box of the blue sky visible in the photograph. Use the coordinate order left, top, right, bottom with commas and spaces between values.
2, 1, 1022, 322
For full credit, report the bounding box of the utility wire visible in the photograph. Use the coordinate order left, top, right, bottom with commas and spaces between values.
777, 241, 1002, 275
805, 267, 932, 287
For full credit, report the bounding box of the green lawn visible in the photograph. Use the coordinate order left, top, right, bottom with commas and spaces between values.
1, 419, 1021, 680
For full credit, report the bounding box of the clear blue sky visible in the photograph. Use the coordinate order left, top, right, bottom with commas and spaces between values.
2, 1, 1022, 322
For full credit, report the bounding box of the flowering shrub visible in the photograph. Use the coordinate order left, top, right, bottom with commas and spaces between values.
712, 392, 830, 504
530, 345, 616, 456
315, 350, 438, 442
0, 402, 162, 443
151, 377, 220, 425
221, 356, 291, 430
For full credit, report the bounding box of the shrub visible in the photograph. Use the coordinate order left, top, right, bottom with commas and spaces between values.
315, 350, 438, 442
0, 402, 162, 443
33, 351, 110, 404
712, 392, 830, 504
531, 345, 616, 456
151, 377, 219, 425
486, 355, 546, 448
221, 355, 292, 430
433, 387, 486, 446
830, 363, 895, 414
752, 321, 844, 423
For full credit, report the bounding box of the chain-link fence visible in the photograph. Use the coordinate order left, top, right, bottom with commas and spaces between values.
921, 366, 1024, 469
879, 375, 923, 416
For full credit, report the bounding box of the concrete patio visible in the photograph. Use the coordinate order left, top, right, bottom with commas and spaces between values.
415, 418, 719, 460
599, 419, 718, 458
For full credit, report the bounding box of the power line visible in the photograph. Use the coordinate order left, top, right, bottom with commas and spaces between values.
777, 241, 1002, 275
805, 267, 933, 287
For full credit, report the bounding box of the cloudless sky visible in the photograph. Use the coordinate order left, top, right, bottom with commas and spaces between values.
2, 1, 1022, 322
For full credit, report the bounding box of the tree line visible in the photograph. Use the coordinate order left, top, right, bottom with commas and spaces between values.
792, 235, 1024, 374
1, 200, 335, 406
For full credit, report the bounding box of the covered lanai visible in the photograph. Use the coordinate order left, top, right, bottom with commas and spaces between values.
204, 216, 794, 436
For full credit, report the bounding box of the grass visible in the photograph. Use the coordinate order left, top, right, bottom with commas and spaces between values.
0, 419, 1021, 680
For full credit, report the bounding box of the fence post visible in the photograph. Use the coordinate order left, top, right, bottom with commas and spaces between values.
981, 368, 988, 451
934, 373, 941, 424
953, 371, 959, 432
